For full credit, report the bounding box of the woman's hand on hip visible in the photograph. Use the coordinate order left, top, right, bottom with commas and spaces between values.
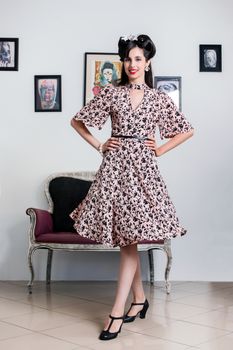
102, 137, 120, 152
145, 136, 161, 157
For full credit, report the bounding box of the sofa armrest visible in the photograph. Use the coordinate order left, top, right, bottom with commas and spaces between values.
26, 208, 53, 241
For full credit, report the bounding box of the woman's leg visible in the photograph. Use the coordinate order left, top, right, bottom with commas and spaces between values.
103, 243, 138, 332
126, 253, 146, 316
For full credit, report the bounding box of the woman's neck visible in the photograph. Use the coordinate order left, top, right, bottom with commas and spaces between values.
128, 79, 145, 85
126, 81, 148, 90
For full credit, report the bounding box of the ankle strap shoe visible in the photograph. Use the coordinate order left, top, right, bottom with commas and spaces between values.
124, 299, 149, 323
99, 314, 124, 340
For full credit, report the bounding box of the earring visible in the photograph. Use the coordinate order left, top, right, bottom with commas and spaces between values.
145, 66, 150, 72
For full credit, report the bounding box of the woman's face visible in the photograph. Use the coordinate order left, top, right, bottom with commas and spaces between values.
123, 46, 149, 82
204, 50, 217, 68
103, 68, 113, 83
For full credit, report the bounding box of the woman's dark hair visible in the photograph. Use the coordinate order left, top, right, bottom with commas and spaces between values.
116, 34, 156, 88
101, 61, 114, 72
99, 61, 118, 86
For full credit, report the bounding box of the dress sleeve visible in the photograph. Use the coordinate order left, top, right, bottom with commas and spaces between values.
156, 91, 193, 140
73, 85, 113, 130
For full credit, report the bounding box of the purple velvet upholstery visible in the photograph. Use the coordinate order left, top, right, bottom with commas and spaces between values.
32, 208, 53, 238
36, 232, 164, 245
30, 207, 164, 246
139, 239, 164, 245
37, 232, 100, 244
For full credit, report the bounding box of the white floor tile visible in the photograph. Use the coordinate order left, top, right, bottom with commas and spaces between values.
197, 332, 233, 349
2, 310, 82, 331
0, 321, 32, 341
137, 320, 229, 347
0, 333, 81, 350
0, 300, 44, 319
41, 319, 129, 346
173, 294, 233, 310
88, 332, 190, 349
19, 292, 86, 309
184, 309, 233, 331
148, 300, 208, 320
53, 300, 111, 320
0, 281, 232, 348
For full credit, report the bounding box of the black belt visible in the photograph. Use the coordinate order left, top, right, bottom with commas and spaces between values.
111, 134, 150, 140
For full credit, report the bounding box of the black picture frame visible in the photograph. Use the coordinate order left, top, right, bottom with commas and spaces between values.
199, 44, 222, 72
0, 38, 19, 71
154, 76, 182, 110
34, 75, 62, 112
84, 52, 122, 105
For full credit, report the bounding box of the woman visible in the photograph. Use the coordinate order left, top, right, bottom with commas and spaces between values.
70, 34, 194, 341
204, 49, 217, 68
92, 61, 118, 96
100, 61, 118, 86
0, 42, 11, 67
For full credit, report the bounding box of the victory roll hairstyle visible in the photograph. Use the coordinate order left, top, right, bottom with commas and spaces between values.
117, 34, 156, 88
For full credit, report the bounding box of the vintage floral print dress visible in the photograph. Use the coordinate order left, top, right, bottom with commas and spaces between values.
70, 83, 193, 247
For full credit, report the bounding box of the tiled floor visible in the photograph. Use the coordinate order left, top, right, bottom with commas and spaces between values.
0, 281, 233, 349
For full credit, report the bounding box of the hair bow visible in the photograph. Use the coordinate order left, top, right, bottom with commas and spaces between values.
120, 34, 139, 41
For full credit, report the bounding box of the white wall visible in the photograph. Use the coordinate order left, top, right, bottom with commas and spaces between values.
1, 0, 233, 281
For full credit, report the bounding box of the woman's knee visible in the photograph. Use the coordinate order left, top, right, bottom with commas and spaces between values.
120, 243, 138, 254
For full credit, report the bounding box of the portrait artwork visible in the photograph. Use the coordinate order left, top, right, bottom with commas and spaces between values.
0, 38, 18, 71
84, 52, 122, 105
199, 45, 222, 72
34, 75, 62, 112
154, 76, 182, 110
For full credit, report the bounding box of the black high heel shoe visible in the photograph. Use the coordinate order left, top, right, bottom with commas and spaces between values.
99, 314, 124, 341
124, 299, 149, 323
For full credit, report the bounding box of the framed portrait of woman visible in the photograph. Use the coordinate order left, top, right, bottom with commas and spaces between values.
0, 38, 18, 71
84, 52, 122, 105
34, 75, 62, 112
154, 76, 182, 110
199, 44, 222, 72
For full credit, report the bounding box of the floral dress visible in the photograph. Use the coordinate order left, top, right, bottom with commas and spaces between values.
70, 83, 193, 247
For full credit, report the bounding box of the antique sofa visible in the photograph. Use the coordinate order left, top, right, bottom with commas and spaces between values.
26, 172, 172, 294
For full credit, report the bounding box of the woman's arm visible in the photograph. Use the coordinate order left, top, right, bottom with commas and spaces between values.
145, 129, 194, 157
71, 118, 101, 150
71, 118, 120, 153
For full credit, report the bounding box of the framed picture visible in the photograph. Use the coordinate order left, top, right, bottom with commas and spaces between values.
84, 52, 122, 105
34, 75, 62, 112
199, 44, 222, 72
154, 76, 182, 110
0, 38, 19, 71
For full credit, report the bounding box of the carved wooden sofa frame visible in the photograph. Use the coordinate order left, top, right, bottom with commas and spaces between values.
26, 172, 172, 294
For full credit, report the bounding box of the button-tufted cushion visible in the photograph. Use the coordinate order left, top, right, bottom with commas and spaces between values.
49, 177, 92, 232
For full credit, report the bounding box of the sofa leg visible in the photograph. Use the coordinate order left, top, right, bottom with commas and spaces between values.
148, 249, 154, 285
164, 240, 173, 294
28, 246, 37, 294
46, 249, 53, 285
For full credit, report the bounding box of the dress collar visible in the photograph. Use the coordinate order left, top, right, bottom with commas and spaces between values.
125, 82, 149, 90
